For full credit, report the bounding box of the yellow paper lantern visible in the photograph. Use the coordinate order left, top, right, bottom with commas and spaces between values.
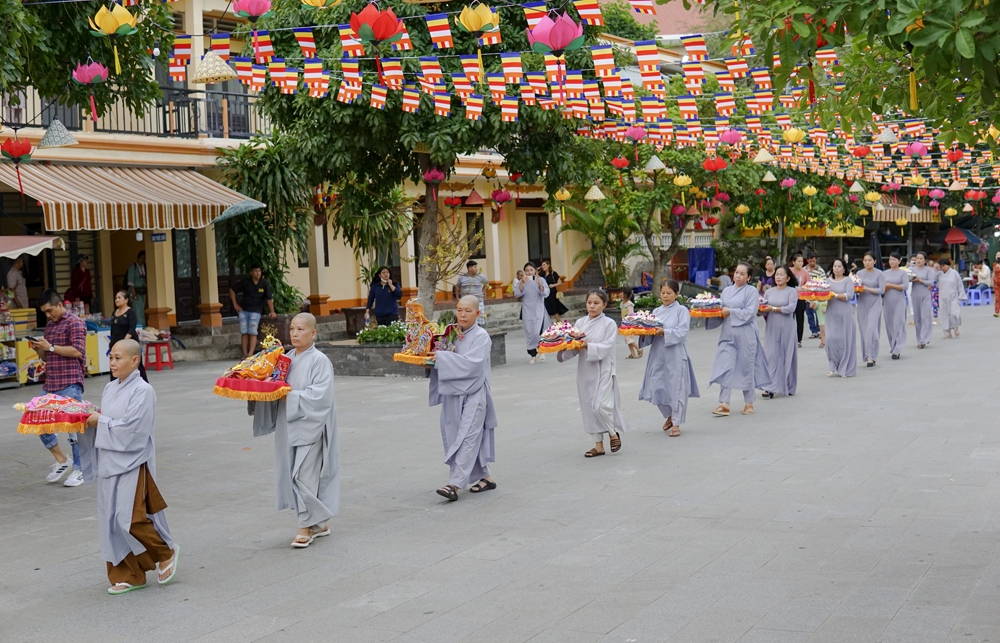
802, 185, 818, 197
672, 174, 692, 187
782, 128, 806, 144
554, 186, 571, 220
910, 175, 926, 186
945, 207, 957, 217
895, 216, 908, 226
735, 204, 750, 215
864, 191, 881, 203
458, 3, 498, 32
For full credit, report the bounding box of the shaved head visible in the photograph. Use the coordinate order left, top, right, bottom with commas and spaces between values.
290, 313, 318, 351
109, 339, 142, 381
455, 295, 481, 331
458, 295, 480, 308
117, 338, 141, 359
292, 313, 317, 330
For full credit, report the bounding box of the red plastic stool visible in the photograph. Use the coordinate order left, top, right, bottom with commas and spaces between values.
145, 340, 174, 371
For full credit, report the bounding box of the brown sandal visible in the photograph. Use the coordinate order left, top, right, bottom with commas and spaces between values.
585, 448, 605, 458
609, 434, 622, 452
742, 404, 754, 415
668, 426, 681, 437
712, 405, 730, 416
662, 418, 673, 432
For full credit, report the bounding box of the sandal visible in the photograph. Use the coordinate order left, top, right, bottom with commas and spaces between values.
311, 525, 331, 538
761, 391, 774, 399
108, 582, 146, 595
609, 434, 622, 453
809, 333, 820, 339
819, 342, 825, 348
637, 349, 643, 358
436, 485, 459, 501
742, 404, 754, 415
662, 418, 674, 432
668, 426, 681, 437
585, 448, 605, 458
469, 479, 496, 493
291, 533, 315, 549
157, 545, 180, 585
712, 405, 730, 417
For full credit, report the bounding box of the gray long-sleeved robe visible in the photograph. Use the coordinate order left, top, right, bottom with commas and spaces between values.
638, 302, 700, 424
883, 268, 908, 355
824, 278, 857, 377
708, 284, 772, 399
937, 268, 966, 331
430, 324, 497, 489
911, 265, 937, 345
558, 313, 629, 436
253, 345, 339, 528
77, 370, 174, 566
856, 268, 886, 361
762, 285, 798, 396
514, 277, 550, 352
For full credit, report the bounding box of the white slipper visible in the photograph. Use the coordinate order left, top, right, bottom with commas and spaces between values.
157, 545, 179, 585
311, 525, 331, 538
291, 534, 315, 549
108, 582, 146, 595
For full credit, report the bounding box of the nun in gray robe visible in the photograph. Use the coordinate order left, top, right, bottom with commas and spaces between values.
911, 264, 937, 347
78, 366, 176, 591
883, 267, 908, 356
430, 323, 497, 491
514, 274, 550, 359
856, 267, 886, 364
937, 265, 966, 335
761, 284, 798, 397
558, 312, 629, 441
708, 284, 772, 408
638, 302, 700, 427
253, 344, 339, 532
824, 277, 857, 377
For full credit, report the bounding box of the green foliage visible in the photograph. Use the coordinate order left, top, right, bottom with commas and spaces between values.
633, 293, 660, 309
1, 2, 174, 117
602, 2, 658, 41
559, 205, 644, 288
217, 136, 314, 314
326, 184, 414, 278
436, 310, 457, 326
712, 211, 780, 272
356, 321, 407, 344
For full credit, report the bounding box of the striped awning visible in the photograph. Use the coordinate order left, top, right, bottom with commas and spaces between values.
873, 197, 940, 223
0, 164, 264, 231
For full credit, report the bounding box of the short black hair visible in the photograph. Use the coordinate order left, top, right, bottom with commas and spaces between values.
805, 251, 817, 260
775, 265, 799, 288
137, 250, 146, 259
622, 286, 633, 300
466, 260, 478, 269
586, 288, 609, 305
661, 279, 681, 294
37, 289, 62, 309
938, 257, 952, 266
523, 261, 536, 270
250, 264, 262, 271
890, 251, 901, 260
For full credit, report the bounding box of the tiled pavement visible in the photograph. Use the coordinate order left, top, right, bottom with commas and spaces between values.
2, 305, 999, 642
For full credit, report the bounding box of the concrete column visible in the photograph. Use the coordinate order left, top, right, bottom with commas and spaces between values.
144, 231, 175, 329
484, 210, 503, 298
400, 209, 417, 301
306, 224, 330, 316
183, 0, 208, 135
97, 230, 114, 316
196, 226, 222, 326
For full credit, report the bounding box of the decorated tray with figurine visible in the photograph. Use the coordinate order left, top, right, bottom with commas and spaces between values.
688, 293, 723, 318
213, 336, 292, 402
851, 275, 865, 294
758, 296, 769, 314
618, 311, 662, 336
538, 321, 587, 353
16, 394, 100, 434
798, 278, 833, 301
392, 301, 461, 366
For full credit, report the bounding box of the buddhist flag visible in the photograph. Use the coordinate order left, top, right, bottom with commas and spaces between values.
250, 65, 266, 92
500, 53, 523, 85
545, 55, 566, 84
418, 77, 438, 95
522, 2, 546, 29
460, 55, 481, 83
628, 0, 656, 14
168, 57, 186, 82
370, 85, 388, 109
464, 94, 484, 120
621, 78, 635, 100
520, 83, 536, 105
745, 96, 760, 115
772, 52, 782, 69
526, 72, 548, 97
731, 35, 754, 56
433, 92, 452, 117
753, 90, 774, 111
683, 62, 704, 87
267, 59, 286, 87
573, 0, 604, 26
501, 96, 519, 122
172, 35, 192, 62
479, 26, 502, 47
602, 73, 622, 97
715, 71, 735, 91
640, 96, 664, 121
336, 83, 360, 104
641, 68, 662, 91
341, 59, 362, 87
211, 33, 231, 60
583, 80, 601, 101
778, 93, 797, 109
382, 58, 404, 89
775, 113, 792, 129
425, 14, 453, 49
714, 116, 730, 130
591, 45, 615, 77
338, 25, 366, 58
590, 99, 605, 122
680, 34, 708, 61
253, 31, 274, 63
750, 68, 772, 90
635, 40, 659, 71
487, 73, 507, 101
293, 28, 316, 58
281, 68, 299, 95
565, 70, 584, 97
815, 48, 838, 68
677, 95, 698, 121
401, 88, 420, 112
419, 57, 444, 84
714, 92, 735, 116
308, 73, 329, 98
451, 73, 475, 97
233, 57, 253, 85
303, 59, 324, 87
393, 24, 414, 51
723, 57, 749, 78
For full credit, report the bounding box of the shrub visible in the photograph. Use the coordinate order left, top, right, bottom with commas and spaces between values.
356, 321, 406, 344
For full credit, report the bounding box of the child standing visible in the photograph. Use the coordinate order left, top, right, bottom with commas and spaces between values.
558, 289, 629, 457
620, 287, 640, 359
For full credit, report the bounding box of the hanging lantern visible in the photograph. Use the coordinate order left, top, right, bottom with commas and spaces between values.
720, 128, 743, 146
190, 50, 239, 85
233, 0, 274, 65
672, 174, 692, 205
482, 162, 497, 179
752, 148, 775, 164
72, 61, 110, 123
465, 189, 484, 206
753, 187, 766, 209
948, 179, 965, 191
800, 185, 818, 210
527, 11, 584, 104
864, 191, 881, 204
761, 170, 777, 182
904, 141, 928, 160
910, 175, 926, 187
422, 166, 445, 200
38, 119, 79, 149
945, 207, 957, 218
554, 186, 571, 220
895, 215, 908, 227
782, 128, 806, 144
88, 4, 138, 75
301, 0, 342, 7
780, 177, 796, 201
644, 155, 666, 174
349, 3, 406, 85
963, 203, 975, 213
0, 137, 32, 198
584, 184, 605, 201
849, 194, 860, 203
826, 184, 843, 206
459, 2, 501, 86
735, 204, 750, 215
625, 124, 646, 160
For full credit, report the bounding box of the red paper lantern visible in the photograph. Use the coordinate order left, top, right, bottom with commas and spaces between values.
852, 146, 870, 158
610, 156, 629, 170
946, 149, 964, 164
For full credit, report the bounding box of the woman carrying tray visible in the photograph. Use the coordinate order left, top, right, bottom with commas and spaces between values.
638, 280, 699, 437
558, 290, 628, 457
707, 263, 772, 417
856, 251, 886, 367
910, 252, 937, 349
824, 258, 858, 377
883, 252, 908, 359
760, 266, 798, 399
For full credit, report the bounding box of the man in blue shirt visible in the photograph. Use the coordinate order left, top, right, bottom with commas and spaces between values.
366, 267, 403, 325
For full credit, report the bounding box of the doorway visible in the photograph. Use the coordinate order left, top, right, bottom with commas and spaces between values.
526, 213, 551, 266
172, 229, 200, 323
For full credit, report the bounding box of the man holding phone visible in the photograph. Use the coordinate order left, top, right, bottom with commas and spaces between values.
31, 290, 89, 487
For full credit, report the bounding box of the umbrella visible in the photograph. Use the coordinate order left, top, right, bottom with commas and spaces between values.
869, 231, 883, 268
943, 227, 981, 245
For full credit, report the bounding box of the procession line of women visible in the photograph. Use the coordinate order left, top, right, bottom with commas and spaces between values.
545, 252, 968, 458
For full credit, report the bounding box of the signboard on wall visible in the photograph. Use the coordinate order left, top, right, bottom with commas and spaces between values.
150, 233, 167, 243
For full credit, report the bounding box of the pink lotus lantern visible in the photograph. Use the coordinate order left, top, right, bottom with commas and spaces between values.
888, 181, 902, 203
491, 188, 512, 204
671, 204, 686, 216
720, 128, 742, 145
904, 142, 927, 159
929, 200, 940, 209
625, 124, 646, 160
993, 190, 1000, 216
233, 0, 273, 63
780, 177, 796, 201
716, 191, 730, 202
423, 167, 445, 200
849, 193, 860, 203
928, 188, 945, 200
72, 61, 110, 122
527, 12, 584, 102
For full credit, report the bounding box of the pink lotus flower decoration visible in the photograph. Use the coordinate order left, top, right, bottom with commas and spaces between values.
423, 167, 445, 200
671, 205, 686, 216
849, 194, 860, 203
527, 12, 585, 57
780, 178, 796, 189
719, 128, 742, 145
233, 0, 272, 22
716, 192, 730, 202
992, 192, 1000, 205
625, 125, 646, 143
928, 188, 945, 199
491, 189, 512, 204
72, 62, 110, 123
888, 181, 902, 191
904, 142, 927, 158
929, 199, 940, 208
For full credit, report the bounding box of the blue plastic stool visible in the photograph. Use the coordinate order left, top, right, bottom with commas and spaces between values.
966, 289, 982, 306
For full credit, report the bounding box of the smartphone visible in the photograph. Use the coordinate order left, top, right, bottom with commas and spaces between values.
25, 336, 40, 343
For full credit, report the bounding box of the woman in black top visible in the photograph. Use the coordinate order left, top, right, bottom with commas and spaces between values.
109, 290, 148, 382
539, 260, 568, 321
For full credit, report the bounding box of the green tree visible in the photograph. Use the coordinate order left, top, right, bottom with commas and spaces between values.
1, 2, 173, 118
602, 2, 658, 41
559, 204, 645, 287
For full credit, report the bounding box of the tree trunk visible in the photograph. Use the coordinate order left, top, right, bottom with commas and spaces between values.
415, 153, 440, 315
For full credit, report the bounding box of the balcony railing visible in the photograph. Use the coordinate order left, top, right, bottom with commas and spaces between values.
1, 86, 271, 140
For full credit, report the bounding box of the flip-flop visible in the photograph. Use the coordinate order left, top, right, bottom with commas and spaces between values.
469, 479, 497, 493
108, 582, 146, 595
668, 426, 681, 437
311, 525, 331, 538
712, 406, 730, 417
157, 545, 180, 585
291, 533, 315, 549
